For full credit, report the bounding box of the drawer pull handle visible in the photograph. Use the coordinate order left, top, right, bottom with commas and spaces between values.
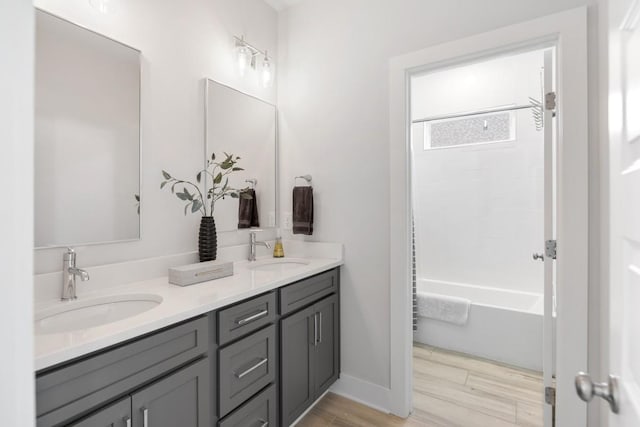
236, 357, 268, 379
236, 309, 269, 325
142, 408, 149, 427
318, 312, 323, 345
258, 419, 269, 427
124, 416, 131, 427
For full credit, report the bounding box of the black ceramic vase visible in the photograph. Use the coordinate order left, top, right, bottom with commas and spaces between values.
198, 216, 217, 262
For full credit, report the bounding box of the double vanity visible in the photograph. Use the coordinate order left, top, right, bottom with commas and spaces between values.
34, 243, 343, 427
32, 6, 333, 427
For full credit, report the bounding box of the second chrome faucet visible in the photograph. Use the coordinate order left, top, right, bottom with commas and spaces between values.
249, 232, 271, 261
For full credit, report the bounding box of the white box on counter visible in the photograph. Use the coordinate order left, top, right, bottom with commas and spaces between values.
169, 260, 233, 286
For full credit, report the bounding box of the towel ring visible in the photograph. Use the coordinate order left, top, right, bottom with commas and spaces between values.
245, 178, 257, 189
295, 175, 312, 186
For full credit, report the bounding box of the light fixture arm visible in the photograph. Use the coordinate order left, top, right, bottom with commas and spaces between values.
234, 36, 268, 61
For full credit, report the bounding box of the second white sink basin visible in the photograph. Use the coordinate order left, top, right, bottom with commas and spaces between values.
35, 293, 163, 335
248, 258, 311, 272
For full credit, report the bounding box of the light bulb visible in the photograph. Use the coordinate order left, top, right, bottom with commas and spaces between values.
262, 54, 273, 88
237, 44, 249, 77
89, 0, 111, 14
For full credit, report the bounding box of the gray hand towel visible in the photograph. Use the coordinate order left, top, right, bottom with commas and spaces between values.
292, 186, 313, 235
238, 189, 259, 228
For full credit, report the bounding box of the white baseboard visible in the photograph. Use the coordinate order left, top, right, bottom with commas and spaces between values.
329, 374, 392, 414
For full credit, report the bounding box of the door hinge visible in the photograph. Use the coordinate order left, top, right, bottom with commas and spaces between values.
545, 386, 556, 406
545, 239, 557, 260
545, 92, 557, 110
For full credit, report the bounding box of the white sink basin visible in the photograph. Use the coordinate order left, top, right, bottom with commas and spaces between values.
248, 258, 311, 272
35, 294, 163, 335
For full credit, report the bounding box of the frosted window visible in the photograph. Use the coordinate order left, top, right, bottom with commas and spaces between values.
424, 111, 515, 150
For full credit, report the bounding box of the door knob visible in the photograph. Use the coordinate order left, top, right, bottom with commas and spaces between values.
575, 372, 620, 413
532, 253, 544, 261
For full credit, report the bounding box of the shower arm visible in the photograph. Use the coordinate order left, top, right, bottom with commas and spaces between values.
412, 104, 535, 124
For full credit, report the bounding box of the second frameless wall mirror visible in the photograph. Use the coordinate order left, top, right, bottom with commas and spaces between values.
34, 9, 141, 249
205, 79, 277, 232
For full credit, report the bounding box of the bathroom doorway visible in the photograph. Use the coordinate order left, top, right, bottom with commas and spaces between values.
409, 47, 554, 426
389, 7, 589, 426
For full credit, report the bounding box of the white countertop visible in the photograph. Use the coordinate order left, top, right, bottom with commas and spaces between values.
35, 243, 343, 371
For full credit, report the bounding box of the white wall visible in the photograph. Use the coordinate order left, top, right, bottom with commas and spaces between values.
34, 0, 278, 273
0, 0, 35, 424
411, 51, 545, 294
277, 0, 596, 402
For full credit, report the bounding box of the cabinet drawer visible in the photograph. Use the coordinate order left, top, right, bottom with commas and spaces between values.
279, 268, 338, 315
218, 292, 276, 346
69, 397, 130, 427
36, 316, 208, 427
218, 325, 276, 417
218, 384, 276, 427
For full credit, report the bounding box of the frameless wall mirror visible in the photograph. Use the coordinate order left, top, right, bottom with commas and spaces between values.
205, 79, 277, 232
34, 10, 141, 249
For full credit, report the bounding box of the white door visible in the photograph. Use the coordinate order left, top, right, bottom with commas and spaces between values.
596, 0, 640, 424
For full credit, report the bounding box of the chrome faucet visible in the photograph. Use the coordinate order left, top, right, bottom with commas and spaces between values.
62, 248, 90, 301
249, 232, 271, 261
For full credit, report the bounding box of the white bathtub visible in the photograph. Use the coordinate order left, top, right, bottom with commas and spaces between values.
415, 279, 543, 371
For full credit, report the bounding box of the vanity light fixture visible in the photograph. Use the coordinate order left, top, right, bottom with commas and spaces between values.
236, 37, 250, 77
262, 52, 273, 88
234, 35, 274, 88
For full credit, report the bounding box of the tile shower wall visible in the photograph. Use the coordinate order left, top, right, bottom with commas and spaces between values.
411, 50, 545, 294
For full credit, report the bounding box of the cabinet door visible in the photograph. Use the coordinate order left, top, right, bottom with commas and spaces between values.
70, 398, 131, 427
314, 294, 340, 396
280, 305, 316, 426
131, 358, 210, 427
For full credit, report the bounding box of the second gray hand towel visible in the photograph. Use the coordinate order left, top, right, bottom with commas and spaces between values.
292, 186, 313, 235
238, 188, 259, 228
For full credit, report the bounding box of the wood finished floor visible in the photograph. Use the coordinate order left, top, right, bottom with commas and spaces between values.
297, 344, 544, 427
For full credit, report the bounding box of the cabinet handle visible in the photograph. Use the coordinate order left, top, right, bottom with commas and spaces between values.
142, 407, 148, 427
235, 357, 268, 379
318, 312, 323, 345
236, 309, 269, 325
313, 313, 318, 346
258, 419, 269, 427
124, 416, 131, 427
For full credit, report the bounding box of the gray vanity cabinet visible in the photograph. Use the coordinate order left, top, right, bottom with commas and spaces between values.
280, 269, 340, 426
280, 305, 316, 424
218, 384, 277, 427
36, 316, 210, 427
216, 290, 278, 426
131, 357, 210, 427
218, 324, 276, 417
313, 294, 340, 395
69, 398, 130, 427
36, 268, 340, 427
71, 358, 210, 427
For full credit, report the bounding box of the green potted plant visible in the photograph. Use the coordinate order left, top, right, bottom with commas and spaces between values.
161, 152, 251, 261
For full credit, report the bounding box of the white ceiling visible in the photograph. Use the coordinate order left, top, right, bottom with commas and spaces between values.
262, 0, 304, 11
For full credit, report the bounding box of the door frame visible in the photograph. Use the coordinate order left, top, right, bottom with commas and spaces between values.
389, 7, 589, 425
